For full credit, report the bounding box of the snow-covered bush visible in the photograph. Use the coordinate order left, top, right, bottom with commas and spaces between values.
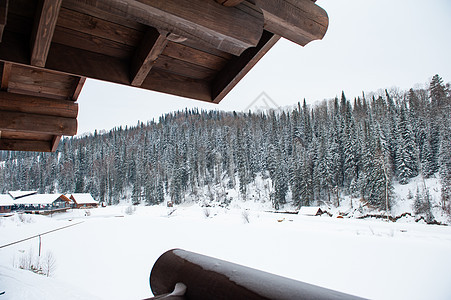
125, 206, 136, 215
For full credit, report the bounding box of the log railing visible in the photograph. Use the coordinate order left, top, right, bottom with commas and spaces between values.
147, 249, 365, 300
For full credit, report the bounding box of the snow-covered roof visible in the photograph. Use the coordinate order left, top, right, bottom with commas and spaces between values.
70, 193, 98, 204
0, 194, 14, 206
14, 194, 64, 205
8, 191, 37, 199
298, 206, 323, 216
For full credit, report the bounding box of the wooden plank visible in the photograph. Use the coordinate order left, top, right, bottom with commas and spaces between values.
130, 27, 168, 87
0, 138, 53, 152
52, 25, 134, 59
57, 7, 144, 46
8, 64, 81, 99
142, 68, 211, 102
0, 91, 78, 118
0, 130, 53, 141
30, 0, 62, 67
1, 62, 11, 90
46, 43, 130, 85
0, 110, 77, 135
154, 55, 217, 80
255, 0, 328, 46
215, 0, 245, 7
62, 0, 145, 31
163, 41, 229, 71
51, 135, 61, 152
71, 77, 85, 100
212, 30, 280, 103
67, 0, 264, 55
0, 0, 8, 42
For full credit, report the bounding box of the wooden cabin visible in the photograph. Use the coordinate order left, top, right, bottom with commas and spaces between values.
298, 206, 323, 216
0, 194, 14, 213
13, 193, 72, 214
0, 0, 328, 152
69, 193, 99, 208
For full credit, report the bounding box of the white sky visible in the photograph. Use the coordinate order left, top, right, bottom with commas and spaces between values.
76, 0, 451, 135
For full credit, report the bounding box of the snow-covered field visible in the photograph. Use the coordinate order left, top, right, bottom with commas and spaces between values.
1, 203, 451, 300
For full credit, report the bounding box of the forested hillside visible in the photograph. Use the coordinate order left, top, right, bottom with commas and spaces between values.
1, 75, 450, 217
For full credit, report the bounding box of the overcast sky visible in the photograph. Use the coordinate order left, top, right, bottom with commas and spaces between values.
76, 0, 451, 135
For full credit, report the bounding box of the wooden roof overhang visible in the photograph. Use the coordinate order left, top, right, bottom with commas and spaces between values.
0, 0, 328, 152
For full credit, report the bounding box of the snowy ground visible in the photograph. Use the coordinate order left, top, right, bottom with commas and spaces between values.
1, 203, 451, 300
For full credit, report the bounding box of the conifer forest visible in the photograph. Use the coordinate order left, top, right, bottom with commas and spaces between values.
1, 75, 450, 215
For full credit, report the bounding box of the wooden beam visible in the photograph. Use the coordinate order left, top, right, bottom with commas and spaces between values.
130, 27, 168, 87
0, 0, 8, 42
211, 30, 280, 103
71, 77, 86, 100
66, 0, 264, 55
0, 110, 77, 135
30, 0, 62, 67
0, 138, 53, 152
255, 0, 328, 46
141, 69, 212, 102
0, 91, 78, 118
215, 0, 245, 7
51, 135, 61, 152
0, 61, 11, 90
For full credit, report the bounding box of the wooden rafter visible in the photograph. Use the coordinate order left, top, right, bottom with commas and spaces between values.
66, 0, 264, 56
0, 0, 8, 42
130, 27, 168, 87
0, 61, 11, 90
30, 0, 62, 67
71, 77, 86, 101
51, 135, 61, 152
212, 31, 280, 103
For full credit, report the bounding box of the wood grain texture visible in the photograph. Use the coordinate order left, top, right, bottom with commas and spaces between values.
57, 7, 143, 45
8, 64, 81, 100
0, 138, 53, 152
70, 77, 85, 100
0, 110, 77, 135
52, 25, 135, 59
30, 0, 62, 67
141, 69, 211, 102
212, 30, 280, 103
46, 43, 130, 85
163, 41, 228, 71
66, 0, 264, 55
1, 62, 11, 90
130, 27, 168, 87
0, 91, 78, 118
51, 135, 61, 151
255, 0, 328, 46
0, 0, 8, 42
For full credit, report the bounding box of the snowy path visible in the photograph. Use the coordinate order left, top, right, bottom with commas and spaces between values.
1, 205, 451, 299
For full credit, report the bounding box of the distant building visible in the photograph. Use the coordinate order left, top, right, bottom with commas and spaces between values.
68, 193, 99, 208
298, 206, 324, 216
0, 194, 14, 213
13, 194, 73, 214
